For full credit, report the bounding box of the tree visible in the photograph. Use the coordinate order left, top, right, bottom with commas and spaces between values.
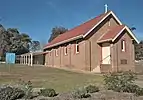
30, 40, 41, 52
40, 40, 47, 50
7, 28, 21, 53
0, 25, 34, 58
6, 29, 32, 55
135, 41, 143, 60
20, 33, 32, 49
140, 40, 143, 44
48, 26, 68, 42
0, 25, 9, 58
130, 27, 136, 31
129, 27, 143, 60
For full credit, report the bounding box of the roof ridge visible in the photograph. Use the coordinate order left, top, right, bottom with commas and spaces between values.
44, 11, 112, 49
48, 11, 111, 43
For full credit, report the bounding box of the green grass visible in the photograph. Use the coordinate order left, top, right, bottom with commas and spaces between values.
0, 64, 103, 92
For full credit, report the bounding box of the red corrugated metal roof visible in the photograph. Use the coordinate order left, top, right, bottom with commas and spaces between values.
98, 25, 125, 42
44, 11, 111, 49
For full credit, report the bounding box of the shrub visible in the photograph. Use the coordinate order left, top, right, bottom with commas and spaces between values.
122, 84, 139, 93
103, 71, 137, 92
39, 88, 57, 97
0, 86, 25, 100
72, 88, 91, 99
24, 81, 34, 99
18, 80, 34, 99
103, 71, 143, 96
85, 85, 99, 93
135, 87, 143, 96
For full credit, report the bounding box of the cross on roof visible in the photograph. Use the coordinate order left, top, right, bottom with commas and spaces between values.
104, 4, 108, 13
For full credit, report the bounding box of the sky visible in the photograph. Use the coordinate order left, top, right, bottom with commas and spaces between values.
0, 0, 142, 43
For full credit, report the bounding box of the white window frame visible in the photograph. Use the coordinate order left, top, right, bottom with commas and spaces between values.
55, 49, 58, 56
121, 40, 125, 52
64, 47, 68, 55
76, 42, 79, 54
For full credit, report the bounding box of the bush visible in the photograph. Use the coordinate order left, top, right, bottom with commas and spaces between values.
103, 71, 143, 96
72, 88, 91, 99
0, 86, 25, 100
39, 88, 57, 97
104, 71, 137, 92
18, 80, 35, 99
24, 81, 33, 99
122, 84, 139, 93
85, 85, 99, 93
135, 87, 143, 96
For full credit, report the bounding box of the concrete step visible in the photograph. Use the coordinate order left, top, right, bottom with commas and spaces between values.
100, 64, 111, 73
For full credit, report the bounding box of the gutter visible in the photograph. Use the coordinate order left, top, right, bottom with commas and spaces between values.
44, 35, 83, 49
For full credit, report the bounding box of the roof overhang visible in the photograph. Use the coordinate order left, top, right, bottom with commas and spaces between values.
112, 26, 139, 44
44, 35, 83, 49
20, 51, 49, 56
97, 26, 139, 44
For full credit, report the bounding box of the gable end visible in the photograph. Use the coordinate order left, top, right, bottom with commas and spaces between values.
112, 26, 139, 44
83, 11, 122, 38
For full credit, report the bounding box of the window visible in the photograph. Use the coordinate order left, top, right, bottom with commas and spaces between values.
121, 40, 125, 52
76, 42, 79, 53
55, 49, 58, 56
64, 47, 68, 55
49, 51, 51, 56
121, 59, 127, 64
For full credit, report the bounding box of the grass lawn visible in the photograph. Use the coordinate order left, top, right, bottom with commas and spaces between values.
0, 64, 103, 92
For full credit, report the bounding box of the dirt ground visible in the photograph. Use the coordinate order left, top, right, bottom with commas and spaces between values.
21, 90, 143, 100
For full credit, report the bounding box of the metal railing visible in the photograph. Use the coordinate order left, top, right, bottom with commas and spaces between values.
100, 54, 111, 64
